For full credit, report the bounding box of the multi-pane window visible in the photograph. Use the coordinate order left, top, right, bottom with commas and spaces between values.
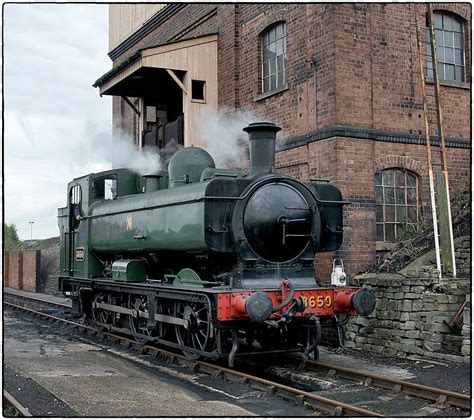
426, 12, 465, 82
375, 169, 419, 242
262, 22, 287, 93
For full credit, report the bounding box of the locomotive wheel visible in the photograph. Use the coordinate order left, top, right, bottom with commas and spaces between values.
91, 293, 112, 328
174, 301, 215, 359
128, 296, 153, 344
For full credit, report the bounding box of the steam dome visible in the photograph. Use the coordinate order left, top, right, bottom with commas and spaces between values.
168, 147, 216, 188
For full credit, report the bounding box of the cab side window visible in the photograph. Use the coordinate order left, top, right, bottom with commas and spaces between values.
70, 185, 82, 229
105, 179, 117, 200
92, 177, 117, 200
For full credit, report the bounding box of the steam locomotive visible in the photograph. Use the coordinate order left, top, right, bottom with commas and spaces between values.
58, 122, 375, 366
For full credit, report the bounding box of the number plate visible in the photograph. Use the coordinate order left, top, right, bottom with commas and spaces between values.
296, 291, 334, 314
75, 247, 85, 261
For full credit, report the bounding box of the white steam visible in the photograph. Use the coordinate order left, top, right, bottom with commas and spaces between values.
74, 108, 277, 178
111, 135, 162, 175
196, 107, 262, 168
74, 127, 163, 176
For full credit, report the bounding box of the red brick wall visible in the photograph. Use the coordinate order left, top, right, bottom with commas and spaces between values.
238, 5, 317, 137
7, 252, 23, 290
3, 252, 10, 288
332, 3, 471, 138
22, 251, 41, 292
4, 250, 41, 292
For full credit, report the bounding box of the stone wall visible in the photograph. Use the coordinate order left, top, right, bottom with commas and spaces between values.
461, 293, 471, 359
40, 245, 60, 295
455, 236, 471, 276
345, 271, 470, 363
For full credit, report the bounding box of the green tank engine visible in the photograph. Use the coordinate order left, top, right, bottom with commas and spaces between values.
58, 122, 375, 366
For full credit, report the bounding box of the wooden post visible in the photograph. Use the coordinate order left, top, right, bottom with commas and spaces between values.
436, 172, 455, 275
138, 97, 145, 150
414, 9, 441, 278
427, 4, 457, 277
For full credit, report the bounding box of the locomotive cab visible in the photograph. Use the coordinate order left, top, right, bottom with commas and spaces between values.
58, 168, 141, 279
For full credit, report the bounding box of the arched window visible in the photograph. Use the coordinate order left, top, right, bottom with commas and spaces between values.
261, 22, 287, 93
426, 11, 465, 82
375, 169, 419, 242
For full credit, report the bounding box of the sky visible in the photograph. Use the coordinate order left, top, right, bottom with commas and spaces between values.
4, 4, 113, 239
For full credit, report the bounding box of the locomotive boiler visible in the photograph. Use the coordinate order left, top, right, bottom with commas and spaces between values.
58, 122, 375, 366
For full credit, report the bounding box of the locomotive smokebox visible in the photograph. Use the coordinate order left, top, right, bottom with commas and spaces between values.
243, 122, 281, 176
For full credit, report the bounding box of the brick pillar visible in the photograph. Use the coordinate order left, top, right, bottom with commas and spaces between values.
18, 252, 23, 290
22, 250, 42, 293
3, 252, 10, 288
8, 252, 23, 290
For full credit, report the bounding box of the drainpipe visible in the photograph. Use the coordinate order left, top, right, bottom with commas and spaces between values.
309, 57, 318, 130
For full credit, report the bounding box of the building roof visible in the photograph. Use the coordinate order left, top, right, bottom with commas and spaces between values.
93, 33, 219, 89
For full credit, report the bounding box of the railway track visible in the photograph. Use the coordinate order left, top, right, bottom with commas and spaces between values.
3, 390, 32, 417
4, 290, 70, 311
4, 291, 471, 417
289, 356, 471, 411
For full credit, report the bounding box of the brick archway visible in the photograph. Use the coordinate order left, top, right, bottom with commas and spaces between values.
254, 14, 287, 36
432, 5, 471, 21
374, 155, 427, 176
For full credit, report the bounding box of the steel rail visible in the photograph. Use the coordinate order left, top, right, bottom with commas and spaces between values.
3, 390, 32, 417
5, 300, 381, 417
290, 356, 471, 410
4, 290, 70, 310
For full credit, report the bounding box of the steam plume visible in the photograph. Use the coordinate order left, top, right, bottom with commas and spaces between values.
111, 135, 162, 175
196, 107, 263, 168
77, 127, 163, 176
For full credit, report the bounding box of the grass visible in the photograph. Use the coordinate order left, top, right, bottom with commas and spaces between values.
3, 398, 20, 417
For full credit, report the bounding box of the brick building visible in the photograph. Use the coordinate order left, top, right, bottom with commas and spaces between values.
94, 4, 471, 278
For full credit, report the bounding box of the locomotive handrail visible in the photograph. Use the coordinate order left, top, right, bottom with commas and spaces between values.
78, 175, 351, 220
207, 175, 352, 206
207, 175, 351, 206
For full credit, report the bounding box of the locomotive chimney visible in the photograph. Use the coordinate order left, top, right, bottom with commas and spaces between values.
243, 122, 281, 176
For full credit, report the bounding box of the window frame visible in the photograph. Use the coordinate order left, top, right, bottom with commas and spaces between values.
191, 79, 206, 103
261, 22, 287, 94
426, 11, 466, 83
91, 175, 118, 201
375, 168, 420, 243
69, 184, 82, 229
